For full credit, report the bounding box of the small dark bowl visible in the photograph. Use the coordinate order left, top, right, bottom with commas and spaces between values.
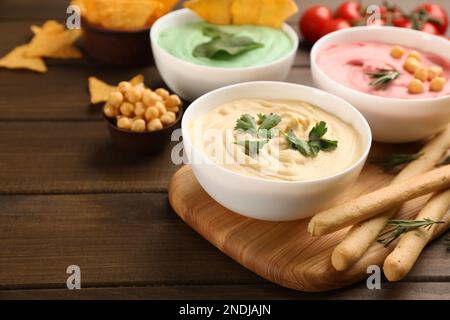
82, 18, 153, 66
104, 107, 183, 155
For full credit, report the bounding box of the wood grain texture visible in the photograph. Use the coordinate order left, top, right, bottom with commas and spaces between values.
169, 165, 449, 292
1, 282, 449, 300
0, 122, 180, 193
0, 193, 262, 289
0, 193, 446, 295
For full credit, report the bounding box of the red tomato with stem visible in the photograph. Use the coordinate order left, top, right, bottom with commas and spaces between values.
319, 19, 352, 37
420, 21, 440, 35
299, 5, 333, 43
335, 1, 363, 22
403, 20, 440, 35
415, 3, 448, 34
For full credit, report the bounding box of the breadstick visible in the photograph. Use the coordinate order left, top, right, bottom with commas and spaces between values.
432, 208, 450, 238
308, 165, 450, 236
331, 125, 450, 271
383, 189, 450, 281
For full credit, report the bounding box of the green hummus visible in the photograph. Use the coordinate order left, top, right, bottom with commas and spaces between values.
157, 22, 293, 68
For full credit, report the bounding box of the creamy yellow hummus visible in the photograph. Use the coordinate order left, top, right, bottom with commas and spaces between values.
189, 99, 363, 181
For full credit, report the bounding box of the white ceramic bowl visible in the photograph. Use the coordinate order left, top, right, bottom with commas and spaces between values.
311, 26, 450, 143
182, 82, 372, 221
150, 9, 299, 101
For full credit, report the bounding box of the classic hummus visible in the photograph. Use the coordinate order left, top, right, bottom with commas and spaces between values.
158, 22, 292, 68
189, 99, 363, 181
317, 42, 450, 99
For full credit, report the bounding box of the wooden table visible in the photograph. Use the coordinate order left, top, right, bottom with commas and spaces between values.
0, 0, 449, 300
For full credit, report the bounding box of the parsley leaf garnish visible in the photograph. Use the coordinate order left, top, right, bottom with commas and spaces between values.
234, 113, 281, 156
285, 121, 338, 157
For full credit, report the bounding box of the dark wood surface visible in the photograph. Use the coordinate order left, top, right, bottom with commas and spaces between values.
0, 0, 449, 300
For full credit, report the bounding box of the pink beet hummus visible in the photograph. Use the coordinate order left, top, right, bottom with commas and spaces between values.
317, 42, 450, 99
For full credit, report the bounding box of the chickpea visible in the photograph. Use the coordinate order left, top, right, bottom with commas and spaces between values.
430, 77, 446, 92
160, 111, 176, 125
131, 119, 146, 132
134, 102, 146, 117
166, 106, 180, 113
428, 66, 443, 80
142, 89, 162, 107
165, 94, 182, 109
408, 50, 422, 61
120, 102, 135, 117
414, 67, 428, 82
155, 88, 170, 99
103, 103, 119, 118
145, 106, 159, 121
117, 117, 133, 130
107, 91, 123, 108
148, 118, 163, 132
403, 57, 421, 74
118, 81, 132, 94
124, 87, 142, 104
390, 46, 405, 59
155, 101, 167, 115
408, 79, 424, 94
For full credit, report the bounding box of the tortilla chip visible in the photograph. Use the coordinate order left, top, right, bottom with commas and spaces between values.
31, 20, 65, 34
155, 0, 178, 16
257, 0, 298, 28
88, 74, 146, 104
46, 46, 83, 59
83, 0, 161, 30
88, 77, 116, 104
231, 0, 262, 25
184, 0, 233, 25
26, 22, 82, 58
0, 45, 47, 73
129, 74, 145, 86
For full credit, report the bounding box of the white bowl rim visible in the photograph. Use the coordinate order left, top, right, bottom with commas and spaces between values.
150, 8, 299, 72
310, 26, 450, 103
182, 81, 372, 186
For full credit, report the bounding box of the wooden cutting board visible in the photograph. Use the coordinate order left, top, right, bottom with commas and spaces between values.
168, 145, 432, 292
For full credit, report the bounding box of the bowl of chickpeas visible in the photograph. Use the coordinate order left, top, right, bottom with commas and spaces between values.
103, 80, 183, 154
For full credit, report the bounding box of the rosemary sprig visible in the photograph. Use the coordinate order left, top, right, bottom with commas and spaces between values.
371, 152, 422, 173
378, 218, 445, 246
366, 69, 400, 90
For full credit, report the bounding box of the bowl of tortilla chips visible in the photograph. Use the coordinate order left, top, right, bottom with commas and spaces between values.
73, 0, 178, 65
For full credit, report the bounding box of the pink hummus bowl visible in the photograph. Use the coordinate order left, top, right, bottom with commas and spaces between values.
311, 26, 450, 143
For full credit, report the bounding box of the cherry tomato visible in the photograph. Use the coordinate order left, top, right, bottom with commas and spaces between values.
403, 20, 440, 35
319, 19, 352, 37
392, 15, 411, 28
299, 5, 333, 44
335, 1, 363, 22
420, 21, 440, 35
415, 3, 448, 34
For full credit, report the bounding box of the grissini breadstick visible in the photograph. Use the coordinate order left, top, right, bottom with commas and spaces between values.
432, 208, 450, 238
383, 189, 450, 282
331, 125, 450, 271
308, 165, 450, 237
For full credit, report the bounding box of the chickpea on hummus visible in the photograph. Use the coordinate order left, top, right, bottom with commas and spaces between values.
189, 99, 363, 181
